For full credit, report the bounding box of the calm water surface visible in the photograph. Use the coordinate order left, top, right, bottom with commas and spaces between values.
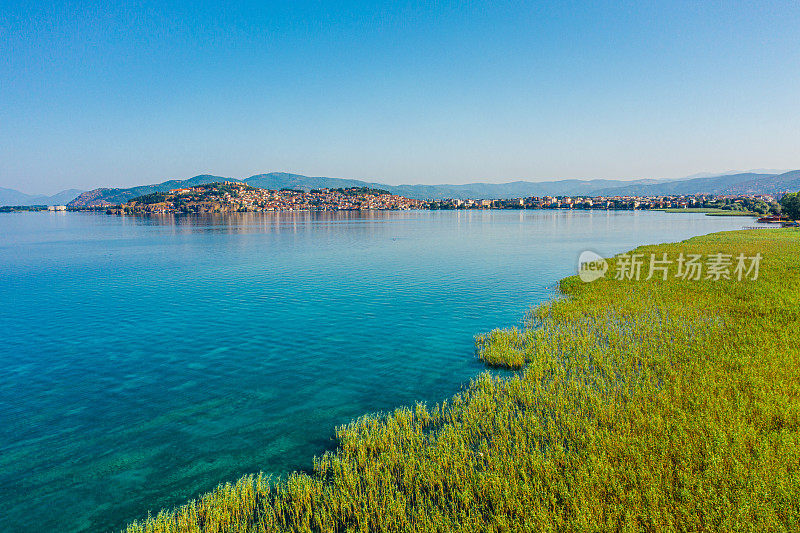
0, 210, 751, 532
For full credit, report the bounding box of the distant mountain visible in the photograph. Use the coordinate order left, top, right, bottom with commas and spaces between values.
63, 169, 800, 207
0, 187, 84, 206
594, 171, 800, 197
249, 172, 799, 199
70, 173, 394, 206
68, 175, 227, 207
724, 170, 800, 195
243, 173, 663, 199
243, 172, 380, 191
680, 169, 791, 180
385, 179, 667, 199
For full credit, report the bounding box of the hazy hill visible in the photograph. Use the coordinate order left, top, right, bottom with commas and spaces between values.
594, 173, 776, 196
238, 172, 800, 199
594, 171, 799, 197
680, 168, 790, 180
386, 179, 664, 199
0, 188, 84, 206
725, 170, 800, 195
243, 172, 380, 191
68, 175, 227, 207
62, 169, 800, 207
244, 173, 665, 199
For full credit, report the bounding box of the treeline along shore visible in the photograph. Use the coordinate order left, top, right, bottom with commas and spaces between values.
123, 228, 799, 532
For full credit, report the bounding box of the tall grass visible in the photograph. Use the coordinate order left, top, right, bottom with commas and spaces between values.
125, 229, 800, 532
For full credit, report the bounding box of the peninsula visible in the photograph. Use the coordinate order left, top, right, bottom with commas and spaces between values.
106, 182, 425, 214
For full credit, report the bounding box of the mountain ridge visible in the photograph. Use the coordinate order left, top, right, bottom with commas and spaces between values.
591, 172, 779, 197
34, 169, 800, 208
0, 188, 85, 206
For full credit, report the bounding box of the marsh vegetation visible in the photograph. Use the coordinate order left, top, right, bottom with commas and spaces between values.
126, 229, 800, 532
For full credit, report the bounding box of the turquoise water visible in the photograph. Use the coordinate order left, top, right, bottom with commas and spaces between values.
0, 210, 750, 532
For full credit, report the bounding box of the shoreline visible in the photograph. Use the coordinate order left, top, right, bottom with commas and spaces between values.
122, 228, 800, 532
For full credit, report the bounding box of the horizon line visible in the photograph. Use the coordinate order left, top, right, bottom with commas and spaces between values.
8, 168, 797, 197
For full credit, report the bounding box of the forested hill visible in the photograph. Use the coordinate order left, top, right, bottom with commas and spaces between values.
65, 170, 800, 207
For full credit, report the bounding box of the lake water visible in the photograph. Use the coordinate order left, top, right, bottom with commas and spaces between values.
0, 209, 751, 532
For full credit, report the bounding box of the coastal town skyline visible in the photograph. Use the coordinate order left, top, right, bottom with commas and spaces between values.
60, 180, 785, 217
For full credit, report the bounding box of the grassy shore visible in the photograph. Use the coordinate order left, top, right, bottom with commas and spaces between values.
654, 207, 759, 216
126, 229, 800, 532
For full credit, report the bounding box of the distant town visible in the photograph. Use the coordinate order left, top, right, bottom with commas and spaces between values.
2, 181, 789, 217
104, 182, 426, 214
94, 181, 783, 216
426, 192, 781, 214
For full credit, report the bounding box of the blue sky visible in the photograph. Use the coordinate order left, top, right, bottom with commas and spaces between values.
2, 1, 800, 193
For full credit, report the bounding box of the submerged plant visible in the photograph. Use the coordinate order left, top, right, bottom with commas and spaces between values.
475, 327, 527, 369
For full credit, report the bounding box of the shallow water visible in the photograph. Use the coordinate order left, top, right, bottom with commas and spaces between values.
0, 209, 751, 532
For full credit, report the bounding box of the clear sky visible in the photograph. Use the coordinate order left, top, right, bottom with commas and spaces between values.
2, 1, 800, 193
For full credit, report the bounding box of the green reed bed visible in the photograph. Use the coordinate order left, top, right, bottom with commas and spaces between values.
656, 208, 758, 216
126, 229, 800, 532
